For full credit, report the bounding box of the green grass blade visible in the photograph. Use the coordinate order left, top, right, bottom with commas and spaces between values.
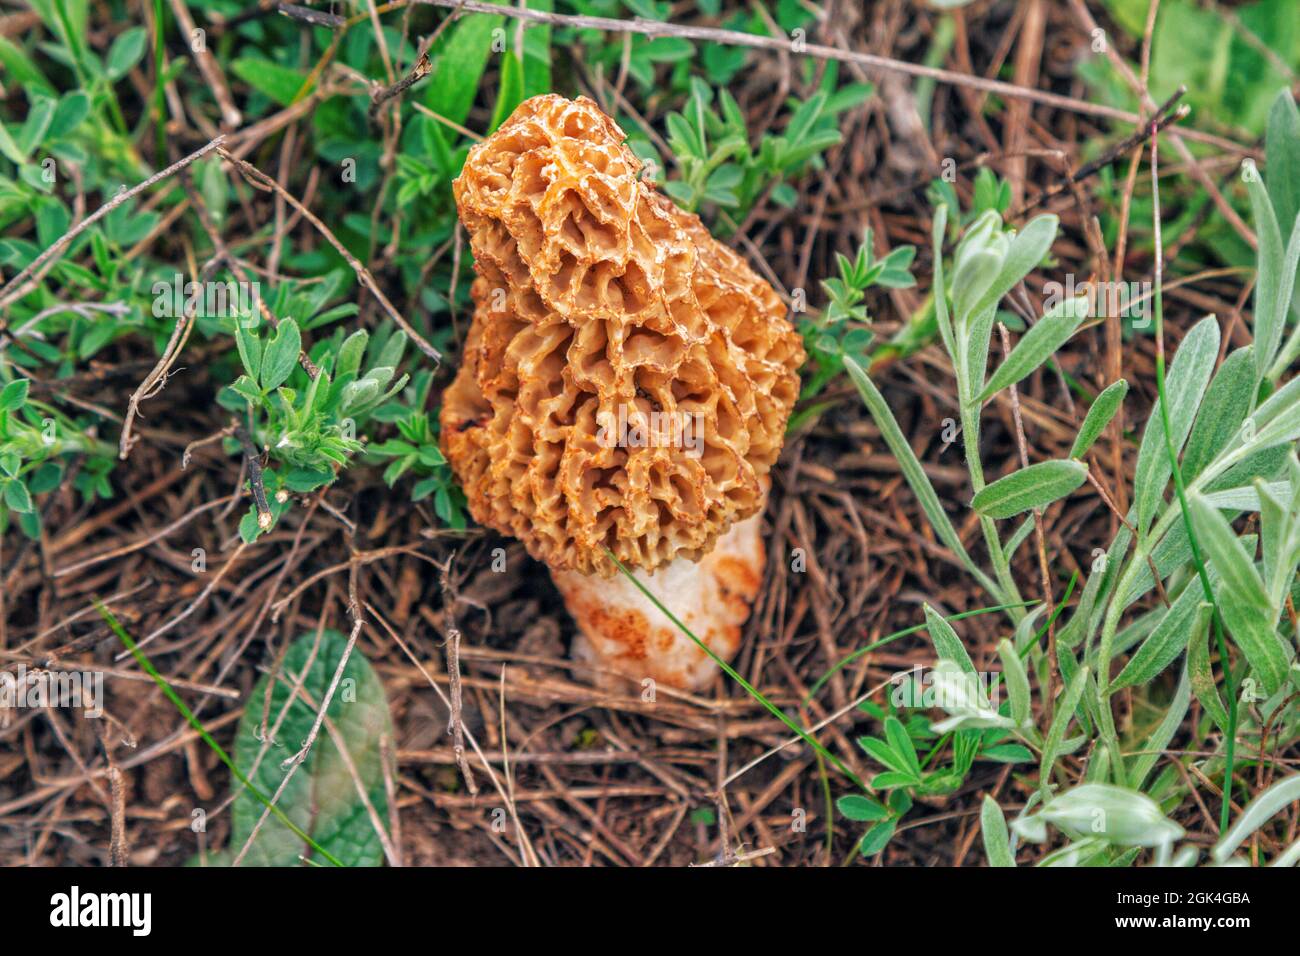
604, 550, 869, 793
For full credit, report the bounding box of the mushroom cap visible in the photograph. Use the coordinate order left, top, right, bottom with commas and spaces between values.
441, 95, 803, 575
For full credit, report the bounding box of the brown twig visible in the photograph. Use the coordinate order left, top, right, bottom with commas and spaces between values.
0, 136, 226, 312
217, 146, 442, 362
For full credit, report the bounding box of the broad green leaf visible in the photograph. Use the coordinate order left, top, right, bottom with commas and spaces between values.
231, 58, 312, 108
234, 322, 262, 382
105, 26, 146, 79
1134, 314, 1219, 535
1070, 378, 1128, 459
260, 319, 301, 392
884, 717, 921, 777
229, 629, 393, 866
1110, 589, 1208, 692
0, 378, 29, 411
1257, 478, 1294, 607
1188, 592, 1230, 731
837, 794, 888, 822
426, 13, 503, 126
951, 249, 1001, 326
1181, 346, 1253, 481
18, 96, 54, 157
858, 818, 896, 856
977, 295, 1086, 403
0, 37, 55, 96
923, 604, 976, 674
1188, 493, 1270, 608
971, 459, 1087, 519
980, 795, 1016, 867
1033, 783, 1184, 847
1243, 374, 1300, 451
520, 0, 552, 97
4, 479, 33, 513
969, 214, 1058, 323
0, 115, 25, 164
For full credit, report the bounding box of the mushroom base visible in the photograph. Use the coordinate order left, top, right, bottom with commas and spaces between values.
550, 510, 765, 692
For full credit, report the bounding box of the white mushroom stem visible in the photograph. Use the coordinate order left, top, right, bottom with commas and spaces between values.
550, 508, 765, 692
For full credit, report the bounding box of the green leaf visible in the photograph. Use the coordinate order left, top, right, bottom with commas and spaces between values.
980, 795, 1015, 867
977, 295, 1087, 403
426, 13, 503, 126
1189, 493, 1293, 694
1257, 477, 1293, 607
1246, 169, 1294, 383
18, 96, 55, 157
106, 26, 147, 79
837, 794, 888, 822
1181, 346, 1254, 481
969, 214, 1058, 323
1040, 664, 1089, 787
858, 818, 896, 856
231, 58, 312, 107
1110, 590, 1209, 692
844, 357, 991, 590
0, 37, 55, 96
971, 459, 1087, 519
980, 743, 1034, 763
923, 603, 976, 674
47, 91, 89, 138
234, 322, 262, 382
1130, 665, 1190, 791
997, 638, 1031, 728
229, 629, 393, 866
1243, 374, 1300, 452
1070, 379, 1128, 459
1133, 315, 1219, 535
260, 319, 301, 392
488, 50, 525, 133
859, 735, 915, 778
0, 114, 26, 164
4, 479, 34, 513
0, 378, 30, 411
1266, 90, 1300, 236
1033, 783, 1183, 847
1188, 602, 1229, 732
884, 717, 921, 777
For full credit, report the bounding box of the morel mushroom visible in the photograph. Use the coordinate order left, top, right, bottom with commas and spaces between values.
440, 95, 803, 690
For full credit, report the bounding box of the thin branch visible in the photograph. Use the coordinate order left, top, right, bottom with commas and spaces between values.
409, 0, 1247, 141
217, 146, 442, 363
0, 136, 226, 311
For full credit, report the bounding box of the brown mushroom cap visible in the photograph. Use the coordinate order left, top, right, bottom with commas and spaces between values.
441, 95, 804, 575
